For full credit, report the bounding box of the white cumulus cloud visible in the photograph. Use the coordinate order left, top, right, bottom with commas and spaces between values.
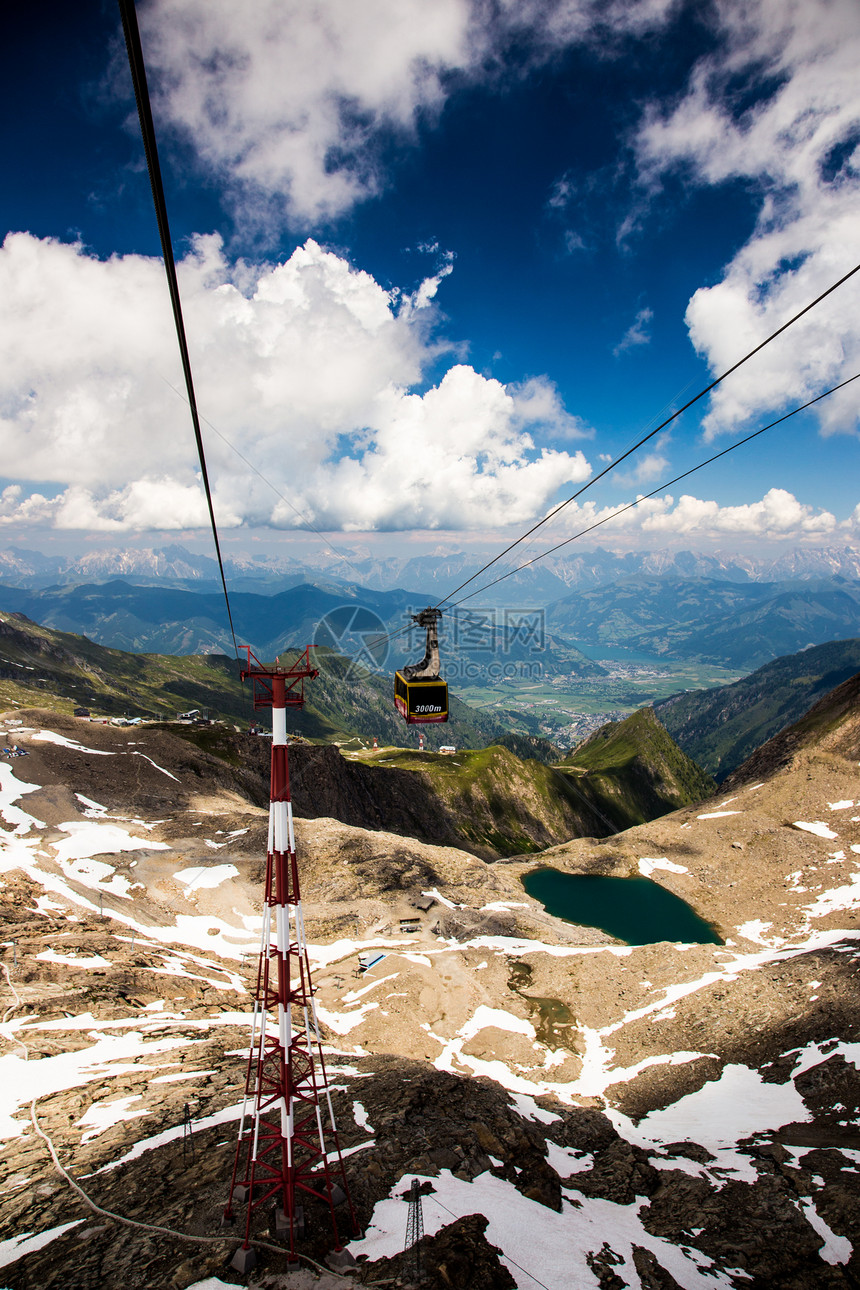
138, 0, 477, 226
613, 307, 653, 357
549, 485, 840, 541
634, 0, 860, 438
134, 0, 679, 228
0, 232, 590, 534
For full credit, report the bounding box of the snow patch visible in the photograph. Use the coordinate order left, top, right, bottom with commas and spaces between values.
31, 730, 114, 755
638, 857, 688, 876
352, 1100, 373, 1132
0, 1220, 86, 1270
422, 887, 459, 909
612, 1064, 810, 1183
804, 874, 860, 920
798, 1199, 853, 1264
76, 1094, 151, 1143
481, 900, 529, 911
545, 1141, 593, 1177
51, 821, 170, 865
459, 1005, 536, 1043
509, 1092, 562, 1124
96, 1102, 244, 1172
736, 920, 777, 946
132, 751, 180, 781
36, 950, 110, 968
173, 864, 239, 896
793, 821, 838, 839
349, 1168, 738, 1289
315, 1001, 379, 1034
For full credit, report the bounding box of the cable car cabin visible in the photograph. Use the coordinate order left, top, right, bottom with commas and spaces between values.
395, 606, 449, 724
394, 671, 448, 723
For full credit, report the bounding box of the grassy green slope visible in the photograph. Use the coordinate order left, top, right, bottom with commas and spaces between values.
355, 743, 609, 854
559, 706, 717, 832
0, 611, 515, 749
0, 612, 249, 723
654, 638, 860, 780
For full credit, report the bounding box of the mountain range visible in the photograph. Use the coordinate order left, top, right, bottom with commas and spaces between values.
655, 637, 860, 780
0, 580, 604, 681
545, 574, 860, 668
3, 540, 860, 596
0, 609, 532, 754
1, 567, 858, 675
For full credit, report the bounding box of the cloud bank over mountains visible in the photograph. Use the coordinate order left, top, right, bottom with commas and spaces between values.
0, 233, 589, 533
0, 228, 848, 543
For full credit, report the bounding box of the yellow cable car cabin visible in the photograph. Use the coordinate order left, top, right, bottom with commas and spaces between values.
394, 607, 449, 725
394, 671, 448, 723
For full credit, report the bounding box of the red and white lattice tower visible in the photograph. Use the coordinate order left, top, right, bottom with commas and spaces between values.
225, 647, 357, 1269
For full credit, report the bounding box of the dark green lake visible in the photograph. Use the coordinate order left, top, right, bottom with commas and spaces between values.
521, 868, 722, 946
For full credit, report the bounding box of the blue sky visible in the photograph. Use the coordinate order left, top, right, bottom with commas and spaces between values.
1, 0, 859, 565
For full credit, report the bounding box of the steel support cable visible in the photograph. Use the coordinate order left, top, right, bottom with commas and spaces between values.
365, 368, 859, 653
118, 0, 241, 667
457, 370, 705, 607
446, 370, 860, 609
27, 1101, 364, 1278
434, 258, 860, 610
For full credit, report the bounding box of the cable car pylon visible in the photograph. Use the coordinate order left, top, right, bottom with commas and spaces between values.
224, 646, 358, 1273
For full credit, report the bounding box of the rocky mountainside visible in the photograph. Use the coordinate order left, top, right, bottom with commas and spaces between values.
172, 732, 609, 857
180, 720, 714, 857
322, 743, 614, 856
7, 541, 860, 594
0, 675, 859, 1289
721, 668, 860, 791
559, 706, 717, 832
655, 638, 860, 780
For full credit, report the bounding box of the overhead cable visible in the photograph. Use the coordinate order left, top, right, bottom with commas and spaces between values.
367, 369, 858, 652
447, 371, 860, 607
437, 259, 860, 609
118, 0, 241, 664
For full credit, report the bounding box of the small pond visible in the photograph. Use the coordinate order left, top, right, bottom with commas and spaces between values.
521, 868, 722, 946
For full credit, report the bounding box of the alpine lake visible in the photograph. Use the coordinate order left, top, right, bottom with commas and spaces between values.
522, 868, 722, 946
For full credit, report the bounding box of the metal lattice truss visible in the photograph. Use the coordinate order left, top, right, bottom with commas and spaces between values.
225, 654, 356, 1260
